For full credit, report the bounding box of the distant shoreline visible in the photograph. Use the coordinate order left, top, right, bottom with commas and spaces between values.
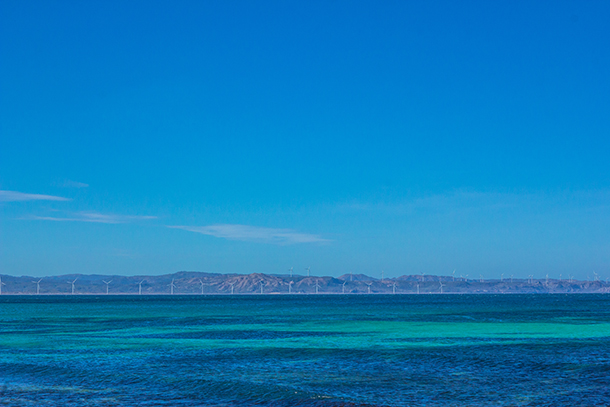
1, 271, 608, 295
0, 292, 608, 296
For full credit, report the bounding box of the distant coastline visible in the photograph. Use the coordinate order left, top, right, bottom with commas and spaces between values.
1, 271, 608, 295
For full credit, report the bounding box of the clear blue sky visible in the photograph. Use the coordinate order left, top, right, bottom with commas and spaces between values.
1, 1, 609, 279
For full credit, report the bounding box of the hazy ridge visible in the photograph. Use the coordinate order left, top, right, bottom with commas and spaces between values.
1, 271, 609, 295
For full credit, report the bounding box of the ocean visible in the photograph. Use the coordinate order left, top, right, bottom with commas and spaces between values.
0, 294, 609, 406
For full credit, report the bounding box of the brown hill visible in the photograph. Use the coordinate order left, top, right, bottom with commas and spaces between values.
0, 272, 608, 295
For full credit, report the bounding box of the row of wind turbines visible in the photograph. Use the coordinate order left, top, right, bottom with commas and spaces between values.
0, 269, 607, 295
1, 275, 399, 295
0, 267, 315, 295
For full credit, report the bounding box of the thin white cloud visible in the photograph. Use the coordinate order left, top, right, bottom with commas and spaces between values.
337, 189, 610, 214
58, 180, 89, 188
29, 211, 156, 224
169, 224, 329, 244
0, 190, 70, 202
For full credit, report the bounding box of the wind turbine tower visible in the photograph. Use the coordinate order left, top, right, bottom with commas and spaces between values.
288, 281, 293, 294
33, 278, 42, 295
138, 280, 145, 295
305, 267, 310, 277
68, 278, 77, 295
439, 280, 444, 294
198, 279, 204, 295
366, 282, 372, 294
314, 280, 321, 294
392, 282, 397, 294
230, 282, 235, 295
260, 280, 264, 294
169, 279, 176, 295
103, 280, 112, 295
342, 281, 347, 294
0, 277, 5, 295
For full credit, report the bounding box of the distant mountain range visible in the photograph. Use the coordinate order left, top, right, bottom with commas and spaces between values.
1, 271, 609, 295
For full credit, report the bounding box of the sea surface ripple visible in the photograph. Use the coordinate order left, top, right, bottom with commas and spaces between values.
0, 294, 609, 406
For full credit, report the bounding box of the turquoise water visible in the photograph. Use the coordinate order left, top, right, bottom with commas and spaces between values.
0, 294, 609, 406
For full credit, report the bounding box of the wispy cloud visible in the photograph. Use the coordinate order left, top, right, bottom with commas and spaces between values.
29, 211, 156, 224
56, 179, 89, 188
0, 190, 70, 202
169, 224, 329, 244
337, 189, 610, 214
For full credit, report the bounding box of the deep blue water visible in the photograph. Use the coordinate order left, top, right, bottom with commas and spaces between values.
0, 294, 609, 406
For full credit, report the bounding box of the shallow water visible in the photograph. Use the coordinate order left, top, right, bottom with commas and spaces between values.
0, 294, 609, 406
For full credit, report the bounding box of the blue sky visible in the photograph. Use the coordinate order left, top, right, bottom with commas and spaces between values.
1, 1, 609, 278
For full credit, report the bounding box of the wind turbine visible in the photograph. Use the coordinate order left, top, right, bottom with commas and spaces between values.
198, 279, 204, 295
229, 282, 235, 295
260, 280, 264, 294
392, 282, 397, 294
288, 281, 293, 294
420, 272, 425, 282
102, 280, 112, 295
305, 267, 310, 277
342, 281, 347, 294
439, 280, 444, 294
33, 278, 42, 295
138, 280, 145, 295
366, 282, 372, 294
314, 280, 321, 294
169, 279, 176, 295
288, 267, 293, 278
452, 270, 456, 282
68, 278, 77, 295
0, 277, 5, 295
